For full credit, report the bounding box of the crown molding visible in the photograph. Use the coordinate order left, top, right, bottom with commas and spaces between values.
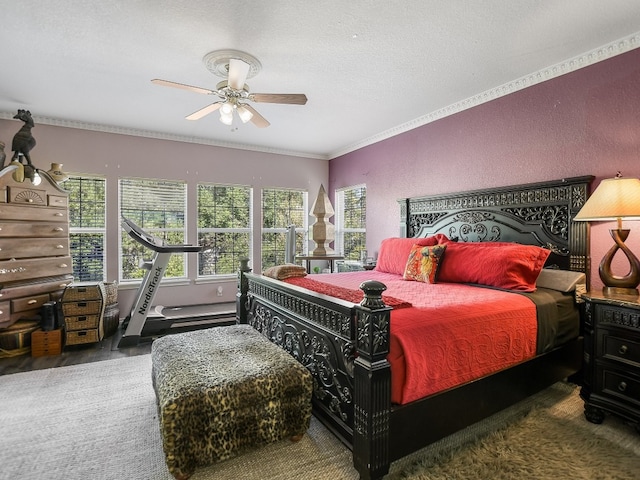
0, 113, 328, 161
2, 32, 638, 162
328, 31, 640, 159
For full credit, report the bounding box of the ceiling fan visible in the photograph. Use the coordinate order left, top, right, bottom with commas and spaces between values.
152, 50, 307, 128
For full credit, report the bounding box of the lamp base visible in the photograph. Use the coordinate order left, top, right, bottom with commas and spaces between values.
599, 228, 640, 291
602, 286, 639, 297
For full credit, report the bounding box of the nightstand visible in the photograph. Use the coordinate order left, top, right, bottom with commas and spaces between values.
580, 291, 640, 433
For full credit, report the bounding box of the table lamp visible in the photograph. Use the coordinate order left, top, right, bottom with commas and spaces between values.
574, 172, 640, 294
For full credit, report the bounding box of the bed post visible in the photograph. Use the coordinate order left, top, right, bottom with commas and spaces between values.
236, 258, 251, 324
353, 280, 392, 480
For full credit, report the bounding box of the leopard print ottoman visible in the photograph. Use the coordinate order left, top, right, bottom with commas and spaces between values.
151, 324, 313, 479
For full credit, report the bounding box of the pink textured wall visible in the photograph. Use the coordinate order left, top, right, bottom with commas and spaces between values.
329, 47, 640, 290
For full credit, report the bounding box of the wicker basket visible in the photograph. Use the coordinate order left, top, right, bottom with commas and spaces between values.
103, 282, 118, 305
65, 315, 100, 331
103, 303, 120, 338
0, 320, 39, 357
65, 329, 99, 345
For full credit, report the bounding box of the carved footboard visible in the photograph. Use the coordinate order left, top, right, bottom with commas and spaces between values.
237, 259, 393, 480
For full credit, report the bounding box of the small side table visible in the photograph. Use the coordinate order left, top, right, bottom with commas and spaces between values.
580, 290, 640, 433
296, 254, 344, 273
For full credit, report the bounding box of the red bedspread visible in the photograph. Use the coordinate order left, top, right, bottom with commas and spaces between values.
285, 271, 538, 405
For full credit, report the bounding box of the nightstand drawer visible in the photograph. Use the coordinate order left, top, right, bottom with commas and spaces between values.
598, 329, 640, 368
597, 367, 640, 409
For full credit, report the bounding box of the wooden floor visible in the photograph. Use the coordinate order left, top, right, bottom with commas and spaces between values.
0, 328, 152, 376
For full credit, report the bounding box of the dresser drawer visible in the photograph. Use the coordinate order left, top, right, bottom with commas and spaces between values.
0, 301, 9, 323
0, 275, 73, 301
62, 300, 102, 316
0, 237, 69, 260
0, 203, 68, 222
596, 366, 640, 410
7, 186, 47, 205
597, 329, 640, 369
596, 303, 640, 329
65, 314, 100, 331
0, 221, 68, 238
66, 329, 100, 345
0, 256, 72, 283
48, 195, 68, 208
11, 293, 50, 313
62, 284, 105, 302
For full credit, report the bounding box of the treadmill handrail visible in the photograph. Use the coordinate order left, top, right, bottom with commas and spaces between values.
121, 217, 203, 253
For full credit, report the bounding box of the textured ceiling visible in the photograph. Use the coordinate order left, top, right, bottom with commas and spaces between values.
1, 1, 640, 159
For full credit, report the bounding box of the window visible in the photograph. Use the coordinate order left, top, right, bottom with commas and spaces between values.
335, 185, 366, 261
197, 183, 252, 276
119, 178, 187, 281
66, 175, 107, 282
261, 188, 307, 269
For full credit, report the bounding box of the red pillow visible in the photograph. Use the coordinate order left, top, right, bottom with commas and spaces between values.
437, 242, 550, 292
403, 244, 448, 283
375, 235, 451, 275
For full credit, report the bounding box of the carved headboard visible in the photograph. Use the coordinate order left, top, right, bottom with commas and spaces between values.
398, 176, 594, 279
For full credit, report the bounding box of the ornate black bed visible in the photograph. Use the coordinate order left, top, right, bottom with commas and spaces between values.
236, 176, 594, 479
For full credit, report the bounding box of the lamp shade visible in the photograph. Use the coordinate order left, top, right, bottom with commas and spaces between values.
574, 176, 640, 222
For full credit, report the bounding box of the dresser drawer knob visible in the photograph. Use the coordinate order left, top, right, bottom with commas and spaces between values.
59, 263, 68, 268
54, 227, 64, 232
56, 244, 64, 249
0, 309, 3, 315
618, 381, 627, 392
54, 212, 64, 217
28, 299, 37, 305
619, 345, 628, 355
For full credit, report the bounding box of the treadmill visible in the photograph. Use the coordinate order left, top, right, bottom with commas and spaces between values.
118, 217, 234, 348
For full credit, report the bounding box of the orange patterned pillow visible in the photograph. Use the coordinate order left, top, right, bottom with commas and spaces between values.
374, 234, 452, 275
403, 244, 447, 283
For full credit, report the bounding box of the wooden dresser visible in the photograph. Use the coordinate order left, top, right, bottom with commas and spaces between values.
0, 165, 73, 329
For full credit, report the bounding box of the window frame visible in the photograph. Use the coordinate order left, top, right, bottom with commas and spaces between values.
334, 184, 367, 261
196, 182, 253, 278
66, 174, 107, 282
260, 187, 308, 270
118, 176, 189, 284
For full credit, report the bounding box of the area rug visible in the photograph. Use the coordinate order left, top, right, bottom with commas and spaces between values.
1, 354, 638, 480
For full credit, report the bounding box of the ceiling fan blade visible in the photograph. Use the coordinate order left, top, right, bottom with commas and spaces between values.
250, 93, 307, 105
185, 102, 222, 120
227, 58, 251, 91
243, 104, 270, 128
151, 79, 214, 95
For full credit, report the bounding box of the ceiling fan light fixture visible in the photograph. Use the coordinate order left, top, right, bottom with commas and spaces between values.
237, 105, 253, 123
219, 111, 234, 125
220, 101, 234, 115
